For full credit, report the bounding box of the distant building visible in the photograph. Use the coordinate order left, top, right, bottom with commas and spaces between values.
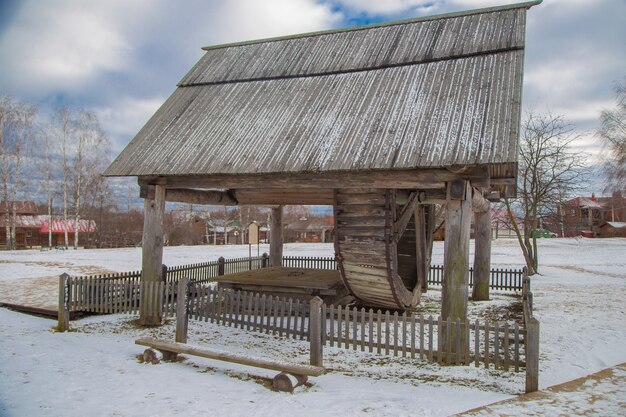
555, 192, 626, 237
285, 217, 334, 243
0, 200, 97, 248
598, 222, 626, 238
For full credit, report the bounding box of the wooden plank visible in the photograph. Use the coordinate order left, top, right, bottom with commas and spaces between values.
337, 305, 343, 348
385, 311, 391, 356
475, 320, 480, 368
136, 337, 325, 376
368, 309, 374, 353
376, 310, 382, 354
402, 312, 407, 357
352, 307, 358, 351
360, 308, 366, 352
329, 305, 335, 347
514, 324, 520, 372
503, 322, 510, 372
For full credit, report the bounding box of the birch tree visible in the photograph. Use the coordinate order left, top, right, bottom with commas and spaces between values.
72, 110, 110, 249
41, 126, 53, 247
0, 96, 36, 249
505, 112, 587, 275
0, 96, 15, 249
54, 106, 74, 249
598, 79, 626, 194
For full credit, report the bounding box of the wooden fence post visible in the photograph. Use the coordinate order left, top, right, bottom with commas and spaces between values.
218, 257, 225, 276
525, 317, 540, 392
162, 264, 168, 282
175, 276, 189, 343
57, 273, 71, 332
262, 252, 269, 268
309, 296, 323, 367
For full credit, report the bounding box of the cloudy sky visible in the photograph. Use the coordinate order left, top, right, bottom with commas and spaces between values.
0, 0, 624, 193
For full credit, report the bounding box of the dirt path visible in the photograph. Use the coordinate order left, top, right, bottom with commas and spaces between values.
456, 363, 626, 416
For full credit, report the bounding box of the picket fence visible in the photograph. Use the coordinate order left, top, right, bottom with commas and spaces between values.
179, 283, 527, 371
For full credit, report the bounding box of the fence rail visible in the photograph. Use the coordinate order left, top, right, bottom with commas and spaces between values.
428, 265, 524, 291
181, 285, 526, 371
58, 263, 538, 391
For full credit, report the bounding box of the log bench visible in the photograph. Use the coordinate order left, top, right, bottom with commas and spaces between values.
135, 337, 325, 392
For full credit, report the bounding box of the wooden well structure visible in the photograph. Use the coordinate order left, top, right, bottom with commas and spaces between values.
105, 2, 540, 324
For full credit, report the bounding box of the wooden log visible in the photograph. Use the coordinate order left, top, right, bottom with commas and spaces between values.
472, 208, 491, 301
441, 180, 471, 355
175, 277, 188, 343
138, 166, 490, 190
309, 297, 323, 367
272, 372, 308, 393
136, 337, 325, 376
270, 206, 283, 267
525, 318, 540, 393
57, 274, 70, 332
140, 184, 165, 326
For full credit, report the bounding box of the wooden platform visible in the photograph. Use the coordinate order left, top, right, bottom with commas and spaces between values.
214, 267, 347, 303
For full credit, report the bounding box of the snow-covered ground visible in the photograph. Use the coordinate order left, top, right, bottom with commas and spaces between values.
0, 238, 625, 416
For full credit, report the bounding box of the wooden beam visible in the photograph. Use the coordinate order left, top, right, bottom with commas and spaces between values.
417, 189, 447, 204
471, 187, 491, 213
235, 189, 333, 205
270, 206, 283, 267
393, 191, 418, 242
138, 167, 489, 190
140, 184, 165, 326
441, 180, 471, 359
472, 208, 491, 301
135, 337, 325, 377
142, 186, 238, 205
414, 204, 436, 296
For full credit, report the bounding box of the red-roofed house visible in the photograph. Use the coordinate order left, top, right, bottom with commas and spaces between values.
1, 201, 97, 248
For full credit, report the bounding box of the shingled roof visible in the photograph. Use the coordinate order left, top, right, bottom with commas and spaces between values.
105, 1, 540, 178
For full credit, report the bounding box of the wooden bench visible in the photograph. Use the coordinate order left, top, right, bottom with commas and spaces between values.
135, 337, 325, 392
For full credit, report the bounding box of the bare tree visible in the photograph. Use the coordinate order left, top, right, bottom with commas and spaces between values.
54, 106, 74, 249
0, 96, 36, 249
72, 110, 111, 249
0, 96, 15, 248
598, 79, 626, 194
505, 112, 588, 275
40, 126, 54, 248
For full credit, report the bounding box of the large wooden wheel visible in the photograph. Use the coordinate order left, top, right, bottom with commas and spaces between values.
334, 188, 421, 309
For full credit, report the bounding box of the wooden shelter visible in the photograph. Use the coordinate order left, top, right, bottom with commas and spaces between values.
105, 2, 540, 324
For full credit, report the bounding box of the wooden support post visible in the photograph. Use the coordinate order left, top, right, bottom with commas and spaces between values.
175, 276, 189, 344
472, 207, 491, 301
525, 317, 540, 393
415, 204, 436, 296
309, 296, 323, 367
270, 205, 283, 267
218, 257, 225, 276
140, 184, 165, 326
441, 180, 471, 361
57, 273, 70, 332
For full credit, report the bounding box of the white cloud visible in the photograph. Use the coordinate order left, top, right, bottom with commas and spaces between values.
333, 0, 436, 16
94, 96, 165, 151
0, 1, 154, 94
207, 0, 341, 44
